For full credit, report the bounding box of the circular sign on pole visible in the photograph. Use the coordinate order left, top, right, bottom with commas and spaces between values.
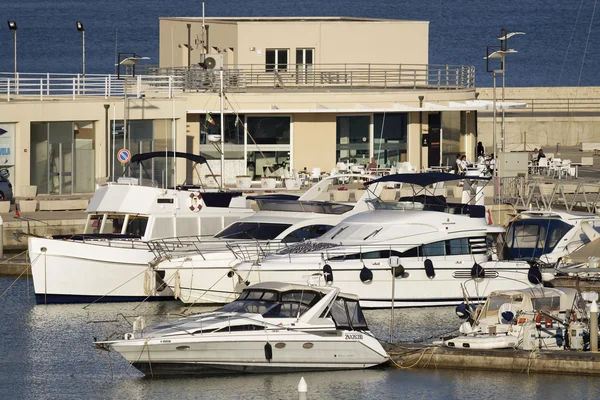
117, 148, 131, 164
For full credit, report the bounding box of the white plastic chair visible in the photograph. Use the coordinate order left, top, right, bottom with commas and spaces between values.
310, 167, 321, 183
536, 158, 548, 175
560, 159, 572, 179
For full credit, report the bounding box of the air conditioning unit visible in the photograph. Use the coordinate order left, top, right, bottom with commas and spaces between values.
203, 53, 225, 69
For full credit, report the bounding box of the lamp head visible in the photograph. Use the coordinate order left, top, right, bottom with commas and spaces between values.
76, 21, 84, 32
7, 21, 17, 31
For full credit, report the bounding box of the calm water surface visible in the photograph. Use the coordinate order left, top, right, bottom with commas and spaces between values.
1, 0, 600, 87
2, 277, 600, 400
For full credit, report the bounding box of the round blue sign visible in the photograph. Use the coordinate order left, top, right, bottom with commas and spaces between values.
118, 149, 131, 163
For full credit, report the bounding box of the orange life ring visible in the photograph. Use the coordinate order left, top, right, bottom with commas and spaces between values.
189, 192, 203, 212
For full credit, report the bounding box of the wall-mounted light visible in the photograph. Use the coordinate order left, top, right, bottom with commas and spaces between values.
249, 47, 255, 51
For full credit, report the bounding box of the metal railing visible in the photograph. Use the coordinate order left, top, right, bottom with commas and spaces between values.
0, 72, 184, 101
0, 63, 475, 101
144, 63, 475, 92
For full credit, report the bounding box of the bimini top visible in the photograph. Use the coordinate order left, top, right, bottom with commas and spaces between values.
366, 172, 490, 187
131, 152, 207, 165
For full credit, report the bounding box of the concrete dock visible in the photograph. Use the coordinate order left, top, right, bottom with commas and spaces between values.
387, 344, 600, 376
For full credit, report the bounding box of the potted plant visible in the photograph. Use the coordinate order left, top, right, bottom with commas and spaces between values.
235, 175, 252, 188
333, 186, 350, 202
18, 198, 37, 213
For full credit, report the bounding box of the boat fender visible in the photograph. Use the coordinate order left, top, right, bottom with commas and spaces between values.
189, 192, 203, 212
360, 266, 373, 283
323, 264, 334, 284
471, 263, 485, 279
535, 313, 542, 329
392, 264, 405, 278
545, 317, 552, 328
556, 327, 564, 348
455, 302, 474, 319
264, 342, 273, 362
424, 259, 435, 279
527, 264, 542, 285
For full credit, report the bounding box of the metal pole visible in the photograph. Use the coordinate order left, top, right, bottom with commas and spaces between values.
82, 30, 86, 93
187, 23, 191, 68
123, 77, 128, 174
13, 29, 17, 94
220, 69, 225, 189
501, 55, 505, 153
104, 104, 110, 178
492, 71, 497, 198
390, 266, 395, 342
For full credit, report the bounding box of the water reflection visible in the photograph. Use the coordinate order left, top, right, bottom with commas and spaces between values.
2, 277, 600, 400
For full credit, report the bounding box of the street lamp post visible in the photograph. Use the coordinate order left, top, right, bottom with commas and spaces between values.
76, 22, 85, 79
418, 95, 424, 171
7, 21, 17, 91
498, 29, 525, 153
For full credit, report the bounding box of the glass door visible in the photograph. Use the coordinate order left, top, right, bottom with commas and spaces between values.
296, 48, 314, 84
48, 122, 74, 195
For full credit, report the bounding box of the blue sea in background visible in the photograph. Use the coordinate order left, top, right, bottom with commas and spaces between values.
1, 0, 600, 87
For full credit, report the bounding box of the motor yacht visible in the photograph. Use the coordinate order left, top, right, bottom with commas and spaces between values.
28, 152, 254, 304
212, 173, 550, 308
95, 282, 389, 376
151, 173, 383, 304
504, 210, 600, 264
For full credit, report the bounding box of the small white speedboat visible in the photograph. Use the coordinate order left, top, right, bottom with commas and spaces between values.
96, 282, 389, 376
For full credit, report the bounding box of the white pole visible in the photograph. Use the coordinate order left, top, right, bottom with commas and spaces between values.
591, 300, 598, 352
220, 69, 225, 189
298, 377, 308, 400
501, 55, 505, 153
172, 90, 176, 189
492, 71, 497, 198
112, 103, 116, 181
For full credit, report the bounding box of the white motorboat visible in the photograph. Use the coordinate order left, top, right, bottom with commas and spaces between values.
154, 173, 384, 305
443, 286, 595, 351
162, 172, 550, 308
504, 210, 600, 264
28, 152, 254, 304
95, 282, 389, 376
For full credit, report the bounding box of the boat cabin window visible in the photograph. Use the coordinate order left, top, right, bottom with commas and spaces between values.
87, 214, 148, 236
422, 242, 446, 257
505, 219, 573, 260
482, 294, 523, 318
328, 297, 368, 330
215, 222, 292, 240
531, 296, 562, 312
222, 289, 322, 318
281, 225, 334, 243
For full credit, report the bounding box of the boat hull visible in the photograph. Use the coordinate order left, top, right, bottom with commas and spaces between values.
170, 255, 538, 308
29, 236, 174, 304
110, 330, 388, 377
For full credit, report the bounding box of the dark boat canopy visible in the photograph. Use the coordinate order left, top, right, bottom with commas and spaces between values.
131, 152, 207, 165
365, 172, 490, 187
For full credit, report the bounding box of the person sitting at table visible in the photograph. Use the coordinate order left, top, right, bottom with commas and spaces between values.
367, 157, 377, 170
537, 148, 546, 162
529, 148, 538, 164
461, 155, 472, 169
455, 153, 465, 174
385, 157, 395, 168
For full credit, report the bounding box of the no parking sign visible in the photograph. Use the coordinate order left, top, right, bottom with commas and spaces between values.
117, 149, 131, 164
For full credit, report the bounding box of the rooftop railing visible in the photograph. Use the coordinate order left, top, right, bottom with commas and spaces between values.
0, 63, 475, 101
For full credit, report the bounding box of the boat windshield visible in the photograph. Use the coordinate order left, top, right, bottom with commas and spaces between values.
215, 222, 292, 240
216, 289, 322, 318
86, 214, 148, 236
505, 219, 573, 260
327, 297, 368, 330
482, 294, 524, 318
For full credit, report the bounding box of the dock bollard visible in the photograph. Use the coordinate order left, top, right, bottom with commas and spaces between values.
591, 300, 598, 352
298, 376, 308, 400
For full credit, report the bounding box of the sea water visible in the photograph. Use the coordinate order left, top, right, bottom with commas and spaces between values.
2, 277, 600, 400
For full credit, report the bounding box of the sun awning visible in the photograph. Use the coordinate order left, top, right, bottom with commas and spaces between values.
366, 172, 490, 187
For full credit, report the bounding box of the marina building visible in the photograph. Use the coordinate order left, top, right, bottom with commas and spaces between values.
0, 17, 482, 197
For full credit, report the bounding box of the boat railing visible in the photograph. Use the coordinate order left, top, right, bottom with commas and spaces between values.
146, 236, 293, 262
51, 233, 144, 249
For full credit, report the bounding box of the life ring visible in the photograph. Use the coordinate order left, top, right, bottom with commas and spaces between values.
189, 192, 203, 212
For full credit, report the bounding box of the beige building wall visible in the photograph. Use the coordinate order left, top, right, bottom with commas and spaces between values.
0, 97, 188, 196
477, 87, 600, 149
160, 18, 429, 68
292, 114, 337, 173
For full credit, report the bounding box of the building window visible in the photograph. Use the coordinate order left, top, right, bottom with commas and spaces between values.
336, 115, 370, 165
266, 49, 289, 72
295, 48, 314, 84
246, 116, 291, 179
441, 111, 461, 167
373, 113, 408, 167
200, 114, 245, 160
31, 121, 95, 195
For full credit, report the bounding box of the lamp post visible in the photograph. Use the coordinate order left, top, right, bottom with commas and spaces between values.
7, 21, 17, 87
76, 22, 85, 79
498, 29, 525, 153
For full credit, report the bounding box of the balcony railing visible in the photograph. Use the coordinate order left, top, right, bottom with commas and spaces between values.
0, 63, 475, 101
